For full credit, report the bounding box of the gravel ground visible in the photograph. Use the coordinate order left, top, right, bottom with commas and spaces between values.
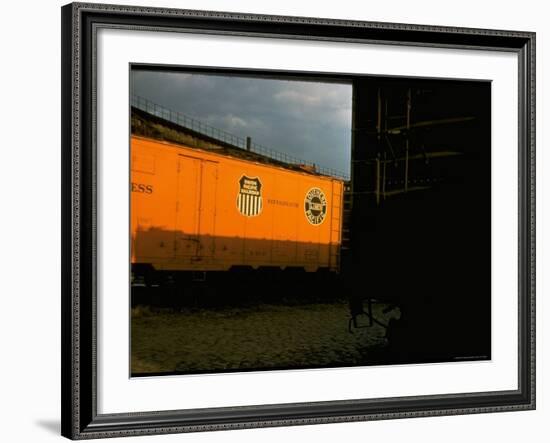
131, 301, 399, 375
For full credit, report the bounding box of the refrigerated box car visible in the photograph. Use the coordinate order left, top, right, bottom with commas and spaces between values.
130, 136, 344, 276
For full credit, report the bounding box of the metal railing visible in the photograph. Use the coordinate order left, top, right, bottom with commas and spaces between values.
131, 94, 350, 181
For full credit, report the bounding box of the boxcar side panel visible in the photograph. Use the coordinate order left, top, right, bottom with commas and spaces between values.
130, 136, 344, 272
131, 141, 179, 264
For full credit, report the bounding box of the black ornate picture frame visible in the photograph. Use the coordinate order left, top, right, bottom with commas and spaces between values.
61, 2, 535, 439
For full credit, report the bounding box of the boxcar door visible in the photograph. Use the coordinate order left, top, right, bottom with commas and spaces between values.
175, 154, 218, 267
197, 160, 218, 260
175, 155, 201, 261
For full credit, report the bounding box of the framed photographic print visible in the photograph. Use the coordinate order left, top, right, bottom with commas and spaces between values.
61, 2, 536, 439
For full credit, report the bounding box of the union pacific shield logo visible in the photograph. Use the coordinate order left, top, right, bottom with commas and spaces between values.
237, 176, 263, 217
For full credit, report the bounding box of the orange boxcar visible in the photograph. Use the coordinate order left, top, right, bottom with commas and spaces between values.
131, 136, 344, 272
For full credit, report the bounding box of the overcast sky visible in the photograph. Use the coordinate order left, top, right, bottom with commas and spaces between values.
131, 70, 352, 176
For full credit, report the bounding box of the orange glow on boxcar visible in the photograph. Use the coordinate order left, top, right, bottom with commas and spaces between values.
130, 136, 344, 272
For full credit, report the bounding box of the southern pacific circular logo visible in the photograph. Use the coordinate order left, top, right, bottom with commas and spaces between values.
304, 188, 327, 225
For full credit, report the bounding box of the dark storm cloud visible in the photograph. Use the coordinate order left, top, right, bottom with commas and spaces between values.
131, 71, 352, 176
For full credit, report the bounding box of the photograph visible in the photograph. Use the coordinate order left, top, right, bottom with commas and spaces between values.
129, 66, 491, 377
2, 0, 545, 441
59, 2, 536, 438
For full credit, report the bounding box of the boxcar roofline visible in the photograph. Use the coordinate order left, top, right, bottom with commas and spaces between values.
131, 135, 345, 184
